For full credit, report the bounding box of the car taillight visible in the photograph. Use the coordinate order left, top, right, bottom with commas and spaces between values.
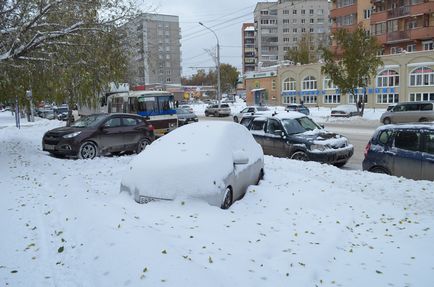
364, 142, 371, 158
148, 124, 154, 132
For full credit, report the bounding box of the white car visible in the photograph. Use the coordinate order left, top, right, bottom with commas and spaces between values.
179, 105, 193, 113
233, 106, 270, 123
331, 104, 361, 117
120, 122, 264, 209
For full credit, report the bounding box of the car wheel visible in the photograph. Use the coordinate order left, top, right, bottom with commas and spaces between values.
221, 187, 233, 209
334, 161, 347, 168
215, 112, 219, 117
205, 112, 209, 117
137, 138, 150, 153
419, 117, 428, 122
383, 117, 391, 125
291, 151, 308, 161
78, 141, 97, 160
233, 116, 238, 123
369, 166, 390, 175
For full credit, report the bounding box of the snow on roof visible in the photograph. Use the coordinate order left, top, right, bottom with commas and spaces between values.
244, 26, 255, 32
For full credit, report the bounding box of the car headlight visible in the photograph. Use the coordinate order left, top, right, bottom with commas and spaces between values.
63, 131, 82, 138
310, 144, 327, 151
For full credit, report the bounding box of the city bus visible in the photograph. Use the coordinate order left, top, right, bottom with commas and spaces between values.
107, 91, 178, 137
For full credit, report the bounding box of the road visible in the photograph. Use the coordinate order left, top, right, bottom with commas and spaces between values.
198, 115, 381, 171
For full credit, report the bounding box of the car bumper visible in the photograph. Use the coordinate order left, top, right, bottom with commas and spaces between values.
309, 145, 354, 164
42, 138, 79, 156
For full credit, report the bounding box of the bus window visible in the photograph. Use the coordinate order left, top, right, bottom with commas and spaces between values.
137, 96, 158, 116
129, 97, 138, 114
158, 96, 175, 114
112, 97, 124, 113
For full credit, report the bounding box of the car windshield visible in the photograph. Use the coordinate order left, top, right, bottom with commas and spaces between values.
281, 117, 321, 135
71, 114, 107, 128
176, 109, 188, 114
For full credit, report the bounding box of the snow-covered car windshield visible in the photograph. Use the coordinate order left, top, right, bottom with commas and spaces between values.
281, 117, 321, 135
71, 114, 107, 128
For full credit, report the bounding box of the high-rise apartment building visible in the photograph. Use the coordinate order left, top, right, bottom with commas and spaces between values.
330, 0, 372, 33
370, 0, 434, 54
242, 23, 256, 74
123, 13, 182, 87
253, 0, 331, 67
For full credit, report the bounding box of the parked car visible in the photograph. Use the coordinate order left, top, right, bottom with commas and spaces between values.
363, 123, 434, 180
120, 122, 264, 209
42, 113, 154, 159
176, 108, 198, 126
204, 103, 231, 117
233, 106, 270, 123
39, 110, 56, 120
179, 105, 193, 113
240, 112, 354, 167
380, 101, 434, 124
331, 105, 361, 117
285, 104, 310, 115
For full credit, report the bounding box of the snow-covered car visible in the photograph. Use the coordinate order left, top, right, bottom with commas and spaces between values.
331, 104, 361, 117
233, 106, 269, 123
204, 104, 231, 117
120, 122, 264, 209
179, 105, 193, 113
240, 112, 354, 167
285, 104, 310, 115
176, 108, 198, 126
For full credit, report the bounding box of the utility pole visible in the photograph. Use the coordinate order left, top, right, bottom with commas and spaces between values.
199, 22, 221, 105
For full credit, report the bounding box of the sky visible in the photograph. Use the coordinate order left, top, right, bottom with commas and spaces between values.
143, 0, 260, 77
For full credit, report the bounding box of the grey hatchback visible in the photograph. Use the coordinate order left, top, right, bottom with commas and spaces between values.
363, 124, 434, 180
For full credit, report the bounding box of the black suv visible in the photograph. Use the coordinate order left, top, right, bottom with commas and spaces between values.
42, 113, 155, 159
363, 124, 434, 180
240, 112, 354, 166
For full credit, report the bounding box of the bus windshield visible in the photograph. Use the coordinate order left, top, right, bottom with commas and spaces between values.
126, 94, 175, 116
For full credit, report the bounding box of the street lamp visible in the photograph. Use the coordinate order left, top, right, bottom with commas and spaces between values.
199, 22, 221, 104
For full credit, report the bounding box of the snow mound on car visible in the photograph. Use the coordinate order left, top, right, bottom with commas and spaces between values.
120, 121, 263, 201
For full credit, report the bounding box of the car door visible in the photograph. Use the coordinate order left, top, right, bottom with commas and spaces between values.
391, 130, 422, 179
421, 131, 434, 180
121, 117, 143, 150
250, 119, 268, 154
98, 116, 124, 153
265, 118, 287, 157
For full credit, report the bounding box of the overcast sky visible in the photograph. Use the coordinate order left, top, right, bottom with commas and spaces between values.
143, 0, 259, 77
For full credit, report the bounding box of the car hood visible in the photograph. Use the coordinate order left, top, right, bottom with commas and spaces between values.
45, 126, 83, 137
296, 129, 348, 148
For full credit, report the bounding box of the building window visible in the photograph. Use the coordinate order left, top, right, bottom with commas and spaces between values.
260, 10, 268, 15
317, 9, 324, 15
309, 9, 314, 15
364, 9, 372, 19
293, 9, 297, 14
323, 78, 338, 90
283, 9, 289, 14
302, 76, 317, 90
376, 93, 399, 104
283, 28, 290, 33
301, 9, 305, 15
301, 19, 306, 24
283, 19, 290, 24
409, 66, 434, 86
310, 19, 314, 24
409, 93, 434, 102
283, 77, 296, 91
301, 27, 306, 33
377, 70, 399, 87
348, 94, 367, 104
324, 94, 341, 104
309, 28, 314, 33
292, 19, 297, 24
283, 96, 297, 104
407, 44, 416, 52
302, 95, 317, 104
390, 47, 403, 54
293, 28, 298, 33
423, 40, 434, 51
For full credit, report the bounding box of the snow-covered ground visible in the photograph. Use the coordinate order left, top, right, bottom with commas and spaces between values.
1, 112, 434, 287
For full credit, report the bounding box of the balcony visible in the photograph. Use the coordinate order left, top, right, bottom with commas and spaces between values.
370, 10, 388, 23
387, 30, 410, 43
387, 5, 410, 19
410, 26, 434, 40
411, 1, 434, 15
330, 4, 357, 20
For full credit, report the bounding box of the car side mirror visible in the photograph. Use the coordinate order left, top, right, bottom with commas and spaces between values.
233, 150, 249, 165
273, 129, 284, 137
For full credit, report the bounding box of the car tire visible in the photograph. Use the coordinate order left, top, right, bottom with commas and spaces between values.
334, 161, 347, 168
419, 117, 428, 122
205, 112, 209, 117
78, 141, 98, 160
233, 116, 238, 123
221, 187, 233, 210
215, 112, 219, 117
369, 166, 390, 175
290, 151, 309, 161
137, 138, 150, 154
383, 117, 391, 125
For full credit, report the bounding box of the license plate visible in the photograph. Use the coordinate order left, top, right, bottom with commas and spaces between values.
139, 196, 155, 204
44, 144, 55, 150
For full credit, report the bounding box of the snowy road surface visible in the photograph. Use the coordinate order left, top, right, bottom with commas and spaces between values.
1, 113, 434, 287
